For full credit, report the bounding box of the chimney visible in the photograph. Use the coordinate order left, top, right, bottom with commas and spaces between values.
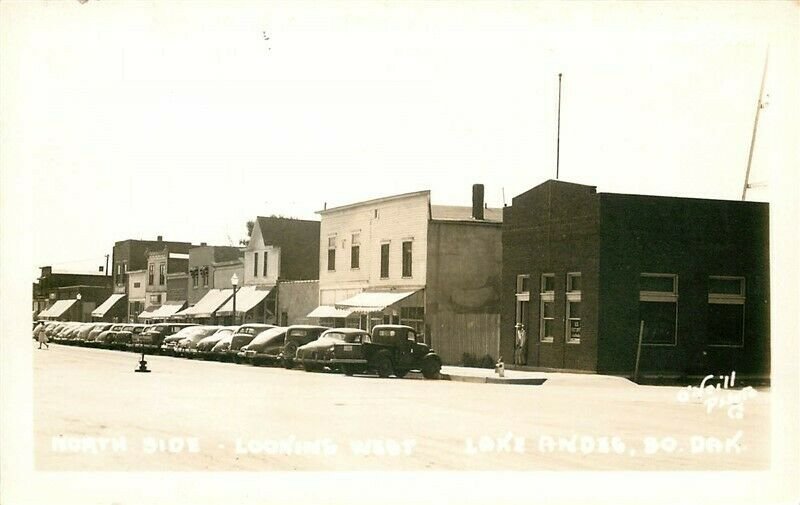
472, 184, 484, 220
157, 235, 163, 241
200, 242, 207, 246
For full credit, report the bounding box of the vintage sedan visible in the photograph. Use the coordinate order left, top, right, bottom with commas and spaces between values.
192, 326, 238, 358
161, 326, 215, 355
83, 323, 113, 344
174, 326, 222, 356
229, 324, 275, 363
94, 324, 127, 348
280, 325, 329, 369
239, 326, 287, 365
111, 324, 149, 350
208, 333, 235, 361
331, 324, 442, 379
297, 328, 370, 372
134, 323, 197, 351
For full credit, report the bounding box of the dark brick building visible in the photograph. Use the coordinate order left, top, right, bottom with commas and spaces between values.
33, 266, 113, 321
502, 180, 770, 378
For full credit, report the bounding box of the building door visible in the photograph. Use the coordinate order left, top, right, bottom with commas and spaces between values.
514, 275, 531, 366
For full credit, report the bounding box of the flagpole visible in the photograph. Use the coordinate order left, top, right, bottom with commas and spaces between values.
556, 73, 562, 180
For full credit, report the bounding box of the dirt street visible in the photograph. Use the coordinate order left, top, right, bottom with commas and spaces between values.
34, 344, 769, 471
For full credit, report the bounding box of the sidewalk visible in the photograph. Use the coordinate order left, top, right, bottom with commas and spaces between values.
426, 365, 638, 387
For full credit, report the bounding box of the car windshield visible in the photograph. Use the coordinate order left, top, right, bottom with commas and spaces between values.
288, 329, 311, 338
111, 325, 125, 331
122, 326, 134, 331
132, 326, 145, 334
343, 332, 370, 343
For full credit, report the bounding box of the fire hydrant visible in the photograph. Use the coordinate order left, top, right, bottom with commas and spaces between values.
494, 356, 505, 377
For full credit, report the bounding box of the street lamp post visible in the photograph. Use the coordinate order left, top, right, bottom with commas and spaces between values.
76, 293, 82, 322
231, 273, 239, 325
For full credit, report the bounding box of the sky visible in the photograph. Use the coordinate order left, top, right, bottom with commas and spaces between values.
1, 1, 797, 281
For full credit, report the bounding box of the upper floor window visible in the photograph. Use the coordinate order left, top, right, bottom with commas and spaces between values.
402, 241, 413, 277
639, 273, 678, 346
516, 275, 530, 295
254, 252, 259, 277
191, 268, 199, 288
116, 264, 123, 285
148, 264, 154, 285
263, 252, 268, 277
351, 233, 360, 269
158, 263, 165, 285
708, 276, 745, 347
380, 242, 390, 279
539, 273, 555, 342
327, 236, 336, 271
566, 273, 582, 344
202, 267, 209, 287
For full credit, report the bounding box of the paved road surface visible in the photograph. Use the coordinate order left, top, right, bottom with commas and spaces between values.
34, 344, 769, 471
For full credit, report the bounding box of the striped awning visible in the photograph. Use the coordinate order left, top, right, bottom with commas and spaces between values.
38, 299, 77, 319
335, 290, 419, 313
142, 301, 186, 320
306, 305, 354, 319
172, 289, 233, 319
91, 293, 126, 317
216, 286, 271, 316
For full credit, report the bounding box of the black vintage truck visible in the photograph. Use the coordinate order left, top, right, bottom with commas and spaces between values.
331, 324, 442, 379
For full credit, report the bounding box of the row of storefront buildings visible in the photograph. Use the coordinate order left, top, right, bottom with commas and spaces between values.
33, 180, 770, 377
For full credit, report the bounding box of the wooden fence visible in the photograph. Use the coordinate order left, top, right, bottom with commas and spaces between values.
429, 313, 500, 365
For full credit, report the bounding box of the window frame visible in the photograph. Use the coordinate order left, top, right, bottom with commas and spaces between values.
350, 233, 360, 270
158, 263, 166, 285
401, 240, 413, 278
148, 264, 154, 286
380, 242, 390, 279
263, 251, 268, 277
639, 273, 679, 347
707, 276, 746, 348
566, 272, 582, 344
327, 235, 336, 272
253, 252, 259, 277
539, 273, 555, 343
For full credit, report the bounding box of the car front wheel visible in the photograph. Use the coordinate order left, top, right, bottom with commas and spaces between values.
421, 356, 441, 379
374, 352, 393, 378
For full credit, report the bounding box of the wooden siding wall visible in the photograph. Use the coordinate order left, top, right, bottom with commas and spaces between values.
429, 313, 500, 365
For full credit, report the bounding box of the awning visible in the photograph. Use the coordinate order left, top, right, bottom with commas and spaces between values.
146, 301, 186, 320
91, 293, 126, 318
38, 299, 77, 319
216, 285, 272, 316
138, 305, 160, 319
172, 289, 233, 319
335, 290, 419, 313
306, 305, 354, 319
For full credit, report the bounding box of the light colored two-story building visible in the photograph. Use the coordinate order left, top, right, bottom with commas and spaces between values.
310, 185, 503, 364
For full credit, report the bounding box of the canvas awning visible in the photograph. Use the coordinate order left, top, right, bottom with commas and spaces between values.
91, 293, 126, 318
146, 301, 186, 320
306, 305, 354, 319
172, 289, 233, 319
138, 305, 159, 319
38, 299, 77, 319
216, 286, 271, 316
335, 290, 419, 313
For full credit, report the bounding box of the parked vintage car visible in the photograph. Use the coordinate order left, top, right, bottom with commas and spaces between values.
208, 333, 235, 361
55, 322, 81, 342
63, 323, 93, 343
133, 323, 197, 350
229, 324, 275, 362
194, 327, 238, 358
52, 322, 78, 342
239, 326, 287, 365
111, 324, 149, 350
83, 323, 113, 344
331, 324, 442, 379
174, 326, 222, 356
280, 325, 329, 368
93, 324, 127, 348
191, 326, 238, 358
297, 328, 370, 372
161, 325, 215, 355
74, 323, 102, 344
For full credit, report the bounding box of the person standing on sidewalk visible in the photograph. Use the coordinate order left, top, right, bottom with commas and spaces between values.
514, 323, 527, 365
36, 322, 49, 349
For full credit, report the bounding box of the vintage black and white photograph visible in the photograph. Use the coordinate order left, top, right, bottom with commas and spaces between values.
1, 1, 798, 504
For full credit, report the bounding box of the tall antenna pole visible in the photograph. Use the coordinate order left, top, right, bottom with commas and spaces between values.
556, 73, 563, 180
742, 47, 769, 201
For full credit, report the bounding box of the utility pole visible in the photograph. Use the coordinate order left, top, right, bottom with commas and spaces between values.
556, 73, 563, 180
105, 254, 110, 277
742, 47, 769, 201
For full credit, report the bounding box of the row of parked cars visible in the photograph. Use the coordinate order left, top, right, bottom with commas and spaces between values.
32, 320, 443, 379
